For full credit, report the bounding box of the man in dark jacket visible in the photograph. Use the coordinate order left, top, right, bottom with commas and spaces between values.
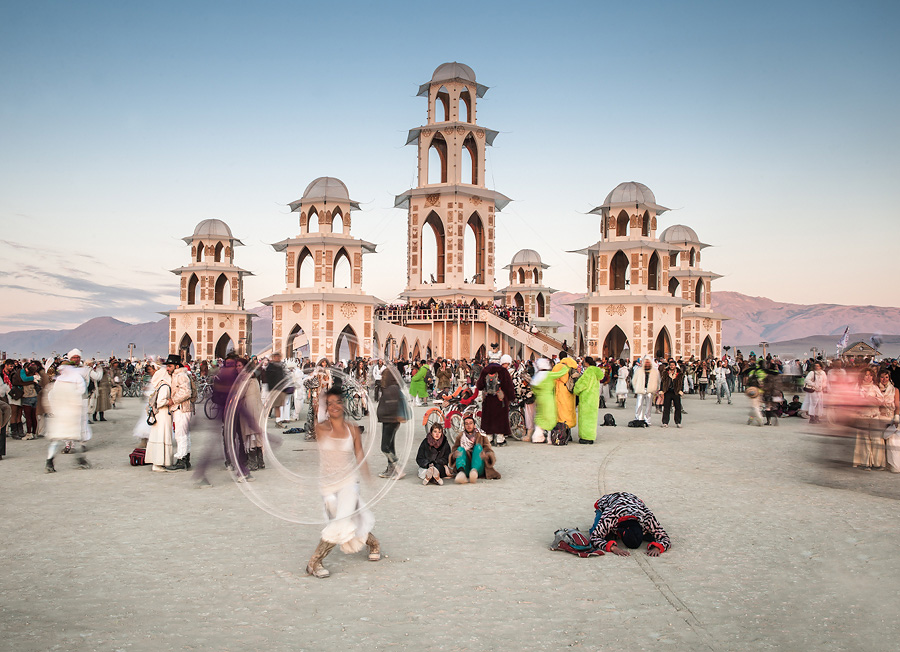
265, 352, 288, 425
475, 354, 515, 446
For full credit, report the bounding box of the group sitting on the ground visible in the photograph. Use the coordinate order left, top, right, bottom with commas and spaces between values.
415, 416, 500, 485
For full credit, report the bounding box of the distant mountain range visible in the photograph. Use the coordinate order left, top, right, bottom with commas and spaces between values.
2, 292, 898, 359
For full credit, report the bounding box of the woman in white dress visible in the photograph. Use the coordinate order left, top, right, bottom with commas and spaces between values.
306, 386, 381, 578
45, 362, 91, 472
615, 359, 629, 408
804, 362, 828, 424
145, 364, 174, 472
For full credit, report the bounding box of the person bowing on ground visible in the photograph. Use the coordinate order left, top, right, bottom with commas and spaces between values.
589, 492, 670, 557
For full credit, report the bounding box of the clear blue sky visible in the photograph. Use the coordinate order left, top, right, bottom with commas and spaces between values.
1, 0, 898, 330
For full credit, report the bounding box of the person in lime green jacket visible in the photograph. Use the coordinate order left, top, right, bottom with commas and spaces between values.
574, 357, 606, 444
530, 358, 569, 443
409, 361, 430, 405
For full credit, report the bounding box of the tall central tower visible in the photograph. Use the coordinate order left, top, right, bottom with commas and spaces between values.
395, 62, 510, 303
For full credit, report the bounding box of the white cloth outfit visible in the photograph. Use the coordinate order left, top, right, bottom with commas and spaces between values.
133, 383, 153, 442
47, 366, 89, 443
805, 370, 828, 418
615, 367, 629, 400
714, 367, 732, 402
318, 426, 374, 554
632, 364, 660, 425
170, 368, 193, 460
145, 369, 174, 467
289, 368, 306, 421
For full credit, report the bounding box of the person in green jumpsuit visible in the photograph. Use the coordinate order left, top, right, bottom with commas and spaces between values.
574, 357, 606, 444
409, 361, 429, 405
530, 358, 568, 443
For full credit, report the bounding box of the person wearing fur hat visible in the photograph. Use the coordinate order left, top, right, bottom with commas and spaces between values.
164, 354, 194, 471
589, 492, 670, 557
450, 415, 500, 482
475, 354, 515, 446
632, 356, 661, 426
45, 361, 91, 473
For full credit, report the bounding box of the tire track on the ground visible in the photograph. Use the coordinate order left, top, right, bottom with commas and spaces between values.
597, 439, 718, 651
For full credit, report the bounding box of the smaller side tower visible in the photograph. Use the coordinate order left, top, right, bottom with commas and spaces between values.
499, 249, 561, 335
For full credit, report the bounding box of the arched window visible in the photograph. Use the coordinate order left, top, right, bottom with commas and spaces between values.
297, 247, 314, 287
603, 326, 629, 360
214, 273, 229, 305
464, 213, 485, 283
610, 250, 629, 290
196, 242, 204, 263
287, 324, 309, 359
307, 208, 319, 233
517, 267, 525, 284
459, 87, 472, 122
435, 85, 449, 122
333, 247, 352, 289
187, 273, 199, 305
331, 208, 344, 233
648, 252, 660, 291
215, 333, 234, 359
428, 133, 448, 184
668, 277, 680, 298
514, 292, 524, 309
178, 334, 194, 362
335, 325, 358, 362
533, 268, 539, 284
669, 251, 679, 267
695, 278, 705, 307
421, 212, 445, 283
689, 247, 696, 266
536, 293, 545, 318
641, 212, 650, 237
462, 134, 478, 185
616, 210, 629, 237
214, 242, 223, 262
655, 327, 672, 359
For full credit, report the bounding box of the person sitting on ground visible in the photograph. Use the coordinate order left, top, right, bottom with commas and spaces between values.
450, 415, 500, 483
416, 422, 452, 485
589, 491, 671, 557
784, 395, 803, 417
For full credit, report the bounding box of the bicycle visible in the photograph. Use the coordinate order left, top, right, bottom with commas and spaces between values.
204, 396, 221, 420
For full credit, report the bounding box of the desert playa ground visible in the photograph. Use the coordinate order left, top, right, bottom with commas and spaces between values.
2, 393, 898, 652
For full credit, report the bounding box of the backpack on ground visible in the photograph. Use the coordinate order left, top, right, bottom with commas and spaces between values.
603, 413, 616, 427
484, 371, 500, 396
129, 448, 148, 466
550, 421, 571, 445
627, 419, 649, 428
550, 528, 602, 557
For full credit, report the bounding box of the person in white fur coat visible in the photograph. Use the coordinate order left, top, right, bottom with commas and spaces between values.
45, 362, 91, 473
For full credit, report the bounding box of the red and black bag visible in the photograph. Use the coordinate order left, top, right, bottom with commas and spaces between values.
129, 448, 148, 466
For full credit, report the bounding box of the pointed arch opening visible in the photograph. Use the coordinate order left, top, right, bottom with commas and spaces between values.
297, 247, 314, 288
695, 278, 705, 307
655, 327, 672, 360
616, 210, 629, 237
214, 241, 224, 262
648, 252, 660, 291
465, 213, 485, 284
435, 85, 449, 122
214, 273, 229, 305
578, 328, 587, 357
421, 212, 445, 284
287, 324, 310, 359
641, 211, 650, 237
187, 273, 199, 305
669, 251, 679, 267
532, 268, 539, 284
335, 325, 358, 363
178, 333, 195, 363
689, 247, 696, 266
412, 342, 421, 361
196, 241, 204, 262
603, 326, 630, 360
462, 134, 478, 185
399, 338, 408, 360
668, 276, 680, 298
701, 335, 714, 361
333, 247, 352, 289
306, 208, 319, 233
513, 292, 524, 309
517, 267, 525, 284
428, 133, 448, 184
215, 332, 234, 359
475, 344, 486, 361
536, 293, 546, 318
459, 87, 472, 123
610, 250, 629, 290
331, 207, 344, 234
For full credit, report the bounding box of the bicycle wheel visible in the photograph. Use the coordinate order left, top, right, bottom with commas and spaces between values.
205, 399, 221, 420
509, 409, 526, 441
447, 411, 464, 438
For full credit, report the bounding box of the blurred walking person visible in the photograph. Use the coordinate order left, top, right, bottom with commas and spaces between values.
45, 361, 91, 473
